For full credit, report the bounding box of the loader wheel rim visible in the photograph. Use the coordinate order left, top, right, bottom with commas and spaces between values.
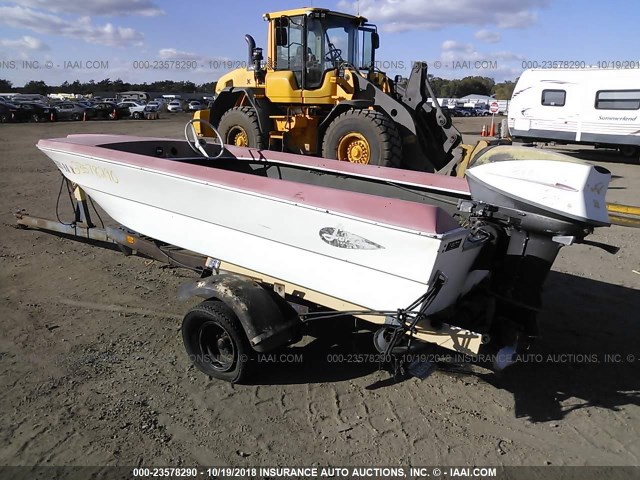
228, 126, 249, 147
337, 133, 370, 164
198, 321, 236, 372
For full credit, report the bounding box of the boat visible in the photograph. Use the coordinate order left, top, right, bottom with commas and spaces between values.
33, 121, 614, 382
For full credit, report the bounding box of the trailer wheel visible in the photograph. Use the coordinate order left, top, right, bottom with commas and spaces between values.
182, 300, 252, 383
217, 106, 266, 149
619, 145, 639, 159
322, 109, 402, 167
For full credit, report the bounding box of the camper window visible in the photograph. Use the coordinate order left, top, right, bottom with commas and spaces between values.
541, 89, 566, 106
595, 90, 640, 110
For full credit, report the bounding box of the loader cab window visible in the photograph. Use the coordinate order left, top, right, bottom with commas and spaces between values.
358, 27, 378, 71
275, 16, 305, 87
305, 17, 325, 88
307, 15, 377, 88
274, 14, 377, 90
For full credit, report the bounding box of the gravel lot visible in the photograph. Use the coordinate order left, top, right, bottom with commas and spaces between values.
0, 114, 638, 468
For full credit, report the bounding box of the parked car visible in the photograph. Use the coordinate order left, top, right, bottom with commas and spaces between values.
146, 101, 162, 111
0, 102, 17, 122
90, 102, 130, 120
118, 101, 149, 119
452, 107, 472, 117
167, 100, 183, 112
473, 105, 491, 116
461, 106, 478, 116
76, 100, 97, 108
54, 102, 94, 121
13, 102, 53, 122
188, 100, 203, 111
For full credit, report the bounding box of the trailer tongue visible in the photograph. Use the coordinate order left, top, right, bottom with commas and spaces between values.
19, 123, 616, 383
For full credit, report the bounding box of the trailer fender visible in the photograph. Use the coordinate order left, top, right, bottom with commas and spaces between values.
178, 274, 301, 352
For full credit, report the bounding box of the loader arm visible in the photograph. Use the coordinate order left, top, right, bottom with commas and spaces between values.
351, 63, 462, 173
396, 62, 463, 172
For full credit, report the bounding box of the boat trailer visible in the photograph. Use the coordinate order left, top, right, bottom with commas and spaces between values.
16, 182, 487, 383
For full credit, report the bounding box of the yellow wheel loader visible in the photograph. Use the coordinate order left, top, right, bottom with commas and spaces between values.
195, 7, 478, 174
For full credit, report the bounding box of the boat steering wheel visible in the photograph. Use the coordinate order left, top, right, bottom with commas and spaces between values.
184, 118, 225, 158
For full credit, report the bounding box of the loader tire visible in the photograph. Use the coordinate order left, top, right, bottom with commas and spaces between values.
218, 106, 266, 149
322, 109, 402, 167
182, 300, 253, 384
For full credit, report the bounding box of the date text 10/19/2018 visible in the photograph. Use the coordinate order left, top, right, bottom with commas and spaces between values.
522, 60, 639, 69
130, 467, 500, 478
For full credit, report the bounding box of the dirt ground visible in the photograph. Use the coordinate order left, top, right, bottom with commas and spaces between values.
0, 114, 639, 468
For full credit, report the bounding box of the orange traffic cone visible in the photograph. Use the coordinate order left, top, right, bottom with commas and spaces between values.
481, 125, 487, 137
83, 111, 87, 121
489, 123, 496, 137
112, 108, 117, 120
50, 112, 55, 122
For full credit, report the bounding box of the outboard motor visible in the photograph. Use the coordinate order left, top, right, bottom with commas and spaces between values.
459, 145, 615, 365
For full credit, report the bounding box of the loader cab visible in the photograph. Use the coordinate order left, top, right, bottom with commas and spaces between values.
266, 9, 379, 94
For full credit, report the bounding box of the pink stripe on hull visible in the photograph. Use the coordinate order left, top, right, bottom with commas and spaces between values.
38, 136, 465, 235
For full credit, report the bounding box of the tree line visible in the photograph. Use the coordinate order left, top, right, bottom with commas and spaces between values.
0, 79, 216, 95
428, 76, 517, 100
0, 76, 517, 100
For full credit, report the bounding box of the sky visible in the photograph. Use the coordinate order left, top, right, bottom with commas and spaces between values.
0, 0, 639, 88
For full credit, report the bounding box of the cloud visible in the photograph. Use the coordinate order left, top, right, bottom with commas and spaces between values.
495, 10, 539, 28
0, 6, 143, 47
441, 41, 524, 63
442, 40, 475, 52
337, 0, 548, 32
0, 35, 49, 51
492, 50, 525, 61
14, 0, 164, 17
474, 29, 501, 43
440, 40, 481, 63
159, 49, 202, 61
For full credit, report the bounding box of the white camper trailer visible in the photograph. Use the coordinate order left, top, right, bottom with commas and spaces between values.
508, 68, 640, 157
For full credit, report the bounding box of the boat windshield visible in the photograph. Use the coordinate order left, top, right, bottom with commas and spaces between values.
469, 145, 592, 168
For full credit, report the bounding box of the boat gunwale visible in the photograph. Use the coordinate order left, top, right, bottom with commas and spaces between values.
37, 135, 469, 237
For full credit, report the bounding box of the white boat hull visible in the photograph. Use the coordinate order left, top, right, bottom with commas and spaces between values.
41, 144, 482, 314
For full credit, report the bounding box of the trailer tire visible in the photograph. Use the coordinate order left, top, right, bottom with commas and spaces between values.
217, 106, 267, 149
182, 300, 252, 383
322, 109, 402, 167
619, 145, 639, 159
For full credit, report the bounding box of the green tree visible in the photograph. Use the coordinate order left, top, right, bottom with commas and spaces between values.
492, 80, 517, 100
23, 80, 49, 95
0, 79, 13, 91
197, 81, 217, 93
456, 76, 495, 97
